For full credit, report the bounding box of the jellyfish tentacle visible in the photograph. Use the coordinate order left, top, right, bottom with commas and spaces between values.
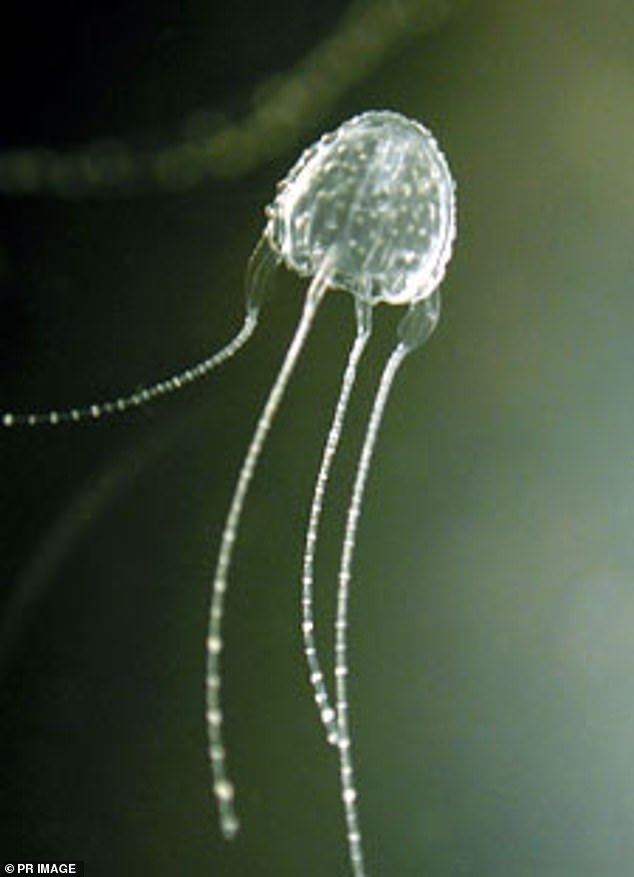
334, 339, 412, 877
1, 316, 256, 428
206, 259, 330, 840
335, 290, 442, 875
397, 288, 442, 352
302, 297, 372, 747
245, 234, 280, 318
0, 244, 281, 429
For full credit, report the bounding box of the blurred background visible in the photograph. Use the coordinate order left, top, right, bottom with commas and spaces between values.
1, 0, 633, 874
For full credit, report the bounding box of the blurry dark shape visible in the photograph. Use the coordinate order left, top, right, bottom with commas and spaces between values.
0, 0, 462, 196
0, 413, 189, 671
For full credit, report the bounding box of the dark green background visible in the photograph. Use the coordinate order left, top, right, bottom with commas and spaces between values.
1, 1, 633, 874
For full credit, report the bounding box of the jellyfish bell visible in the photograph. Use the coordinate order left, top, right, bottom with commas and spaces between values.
263, 110, 455, 307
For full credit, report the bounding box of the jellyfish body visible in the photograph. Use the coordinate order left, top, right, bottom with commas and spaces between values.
2, 109, 456, 877
206, 110, 456, 877
268, 110, 454, 305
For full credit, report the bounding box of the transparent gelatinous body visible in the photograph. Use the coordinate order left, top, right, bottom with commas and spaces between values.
266, 110, 455, 305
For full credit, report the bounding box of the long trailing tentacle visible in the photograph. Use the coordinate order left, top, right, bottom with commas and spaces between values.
206, 260, 330, 840
301, 298, 372, 747
335, 289, 442, 877
1, 318, 256, 427
1, 236, 278, 428
335, 341, 409, 877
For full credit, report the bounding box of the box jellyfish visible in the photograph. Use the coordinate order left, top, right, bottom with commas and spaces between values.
207, 110, 456, 876
2, 110, 456, 877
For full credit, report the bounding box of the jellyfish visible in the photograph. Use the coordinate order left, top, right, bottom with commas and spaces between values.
2, 110, 456, 876
206, 110, 455, 877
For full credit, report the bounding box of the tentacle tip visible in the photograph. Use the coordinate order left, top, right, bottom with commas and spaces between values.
220, 815, 240, 841
215, 779, 240, 840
